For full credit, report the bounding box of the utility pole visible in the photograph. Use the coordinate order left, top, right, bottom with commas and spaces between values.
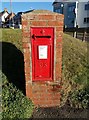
10, 0, 14, 29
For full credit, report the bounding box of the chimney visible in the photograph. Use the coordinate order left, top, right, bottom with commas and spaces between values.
4, 8, 7, 12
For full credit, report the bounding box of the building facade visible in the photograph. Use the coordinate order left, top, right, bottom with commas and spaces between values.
53, 0, 89, 28
0, 8, 9, 27
0, 8, 34, 28
0, 8, 15, 28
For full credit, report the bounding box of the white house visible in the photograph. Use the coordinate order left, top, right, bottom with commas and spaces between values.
0, 8, 9, 27
77, 2, 89, 28
53, 0, 89, 28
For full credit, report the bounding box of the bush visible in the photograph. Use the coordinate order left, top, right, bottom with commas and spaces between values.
1, 71, 34, 120
68, 88, 89, 108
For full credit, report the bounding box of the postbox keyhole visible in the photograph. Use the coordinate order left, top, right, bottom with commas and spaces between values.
40, 29, 45, 34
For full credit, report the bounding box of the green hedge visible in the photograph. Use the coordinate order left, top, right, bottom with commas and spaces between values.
1, 71, 34, 120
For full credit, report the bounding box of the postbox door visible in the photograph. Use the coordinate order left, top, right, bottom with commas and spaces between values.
31, 27, 54, 81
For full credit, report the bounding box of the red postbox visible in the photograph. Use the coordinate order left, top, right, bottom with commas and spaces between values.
31, 27, 54, 81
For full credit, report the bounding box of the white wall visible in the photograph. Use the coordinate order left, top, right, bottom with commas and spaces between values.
1, 12, 9, 22
77, 2, 89, 28
0, 18, 2, 27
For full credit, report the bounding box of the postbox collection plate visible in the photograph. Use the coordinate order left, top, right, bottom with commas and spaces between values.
31, 27, 54, 81
39, 45, 48, 59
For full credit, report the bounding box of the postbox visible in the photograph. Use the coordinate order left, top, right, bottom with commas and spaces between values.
22, 10, 64, 107
31, 27, 54, 81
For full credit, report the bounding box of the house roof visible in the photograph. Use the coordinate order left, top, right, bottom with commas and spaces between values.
23, 9, 34, 14
52, 2, 59, 5
6, 12, 15, 19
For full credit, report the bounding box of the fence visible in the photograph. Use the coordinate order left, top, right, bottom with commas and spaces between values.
64, 28, 89, 41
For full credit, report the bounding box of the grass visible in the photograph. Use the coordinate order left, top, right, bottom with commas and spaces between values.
61, 33, 89, 108
0, 29, 22, 51
62, 33, 88, 86
0, 28, 89, 119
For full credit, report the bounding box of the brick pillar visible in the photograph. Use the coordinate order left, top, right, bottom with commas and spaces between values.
22, 10, 64, 107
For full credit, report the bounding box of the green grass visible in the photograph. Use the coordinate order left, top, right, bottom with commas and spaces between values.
0, 28, 89, 119
62, 33, 89, 108
0, 29, 22, 51
63, 33, 88, 86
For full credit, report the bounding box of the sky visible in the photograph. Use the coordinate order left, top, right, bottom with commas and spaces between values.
1, 2, 53, 14
1, 0, 89, 13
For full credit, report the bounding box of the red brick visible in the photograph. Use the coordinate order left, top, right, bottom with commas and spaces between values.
47, 21, 63, 26
25, 75, 30, 81
45, 100, 53, 105
31, 21, 47, 26
22, 37, 29, 42
25, 66, 30, 73
38, 15, 55, 20
33, 99, 46, 105
32, 84, 39, 90
46, 93, 53, 99
22, 26, 29, 32
24, 61, 30, 67
32, 96, 40, 100
24, 49, 30, 55
52, 101, 60, 106
56, 15, 64, 20
56, 27, 63, 31
24, 56, 30, 63
39, 96, 46, 101
23, 31, 30, 38
52, 94, 60, 100
56, 38, 62, 43
22, 21, 28, 26
26, 83, 32, 98
29, 15, 37, 20
56, 31, 63, 37
23, 43, 30, 48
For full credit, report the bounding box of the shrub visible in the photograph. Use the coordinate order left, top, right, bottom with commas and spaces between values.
1, 71, 34, 120
68, 88, 89, 108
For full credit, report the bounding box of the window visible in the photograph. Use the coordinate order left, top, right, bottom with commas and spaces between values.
68, 5, 75, 12
54, 8, 61, 13
85, 4, 89, 10
84, 17, 89, 23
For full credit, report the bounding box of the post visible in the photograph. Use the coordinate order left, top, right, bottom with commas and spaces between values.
82, 29, 86, 41
10, 0, 14, 29
73, 1, 78, 38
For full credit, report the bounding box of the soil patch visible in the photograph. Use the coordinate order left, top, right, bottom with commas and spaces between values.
31, 103, 88, 119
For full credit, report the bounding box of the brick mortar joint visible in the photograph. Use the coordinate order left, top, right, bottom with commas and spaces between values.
22, 13, 63, 15
22, 19, 64, 22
